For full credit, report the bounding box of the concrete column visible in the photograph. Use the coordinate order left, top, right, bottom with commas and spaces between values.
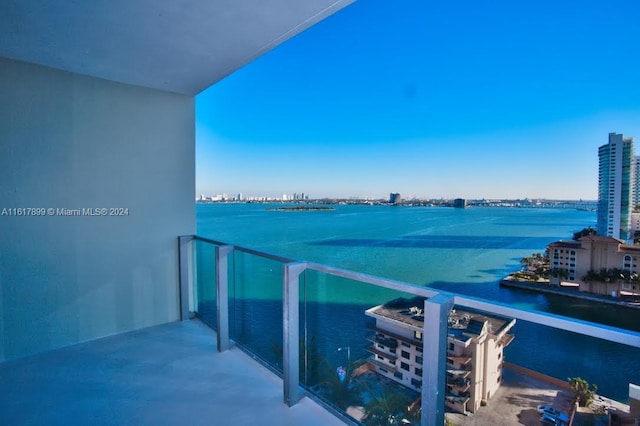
283, 262, 307, 406
422, 294, 454, 426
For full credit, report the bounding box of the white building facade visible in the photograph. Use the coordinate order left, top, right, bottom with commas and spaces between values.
365, 298, 515, 415
597, 132, 635, 240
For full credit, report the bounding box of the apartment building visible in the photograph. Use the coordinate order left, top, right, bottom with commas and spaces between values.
365, 297, 516, 415
547, 235, 640, 296
597, 133, 635, 240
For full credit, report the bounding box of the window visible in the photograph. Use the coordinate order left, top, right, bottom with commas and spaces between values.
449, 343, 454, 351
401, 350, 410, 359
401, 342, 410, 348
394, 372, 403, 380
416, 356, 423, 364
497, 352, 501, 360
415, 368, 422, 377
497, 375, 501, 383
411, 378, 421, 388
380, 368, 388, 374
414, 331, 423, 341
401, 362, 409, 371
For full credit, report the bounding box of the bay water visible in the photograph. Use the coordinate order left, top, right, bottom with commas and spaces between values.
197, 203, 640, 402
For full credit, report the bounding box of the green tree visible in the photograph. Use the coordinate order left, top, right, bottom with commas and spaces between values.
573, 227, 596, 240
568, 377, 598, 407
316, 362, 364, 410
362, 384, 415, 426
551, 268, 570, 280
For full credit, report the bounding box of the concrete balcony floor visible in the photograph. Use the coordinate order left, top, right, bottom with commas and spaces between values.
0, 319, 344, 425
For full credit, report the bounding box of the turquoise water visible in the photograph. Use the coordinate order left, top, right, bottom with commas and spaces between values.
197, 203, 640, 401
198, 204, 588, 284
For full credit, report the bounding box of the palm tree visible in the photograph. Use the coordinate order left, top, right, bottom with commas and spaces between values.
362, 384, 415, 426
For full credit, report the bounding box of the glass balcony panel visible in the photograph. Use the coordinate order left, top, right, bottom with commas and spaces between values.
504, 319, 640, 406
194, 239, 218, 329
230, 250, 284, 373
300, 268, 422, 425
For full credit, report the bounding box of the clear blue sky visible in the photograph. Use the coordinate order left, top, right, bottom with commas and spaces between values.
196, 0, 640, 200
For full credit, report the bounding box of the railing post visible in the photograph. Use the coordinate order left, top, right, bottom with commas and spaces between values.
178, 235, 194, 321
283, 262, 307, 407
216, 245, 234, 352
422, 294, 455, 426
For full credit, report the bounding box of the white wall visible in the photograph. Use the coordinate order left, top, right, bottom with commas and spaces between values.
0, 58, 195, 361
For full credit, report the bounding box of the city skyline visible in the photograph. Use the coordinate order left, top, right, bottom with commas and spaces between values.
196, 0, 640, 200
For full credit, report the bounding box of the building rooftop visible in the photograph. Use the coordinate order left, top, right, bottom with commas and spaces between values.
0, 319, 343, 425
548, 240, 582, 249
579, 235, 625, 244
366, 297, 515, 340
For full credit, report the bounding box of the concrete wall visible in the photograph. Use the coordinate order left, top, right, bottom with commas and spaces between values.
0, 58, 195, 361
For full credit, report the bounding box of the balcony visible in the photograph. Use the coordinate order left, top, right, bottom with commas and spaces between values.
366, 345, 399, 362
367, 333, 399, 349
0, 319, 343, 425
447, 368, 472, 379
4, 234, 640, 426
499, 333, 516, 347
447, 354, 472, 366
368, 357, 399, 373
367, 325, 421, 348
175, 235, 640, 425
448, 377, 471, 393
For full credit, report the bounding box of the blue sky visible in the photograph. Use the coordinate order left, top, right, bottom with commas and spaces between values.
196, 0, 640, 200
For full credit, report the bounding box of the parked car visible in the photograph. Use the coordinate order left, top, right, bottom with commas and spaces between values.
540, 412, 565, 426
537, 405, 569, 423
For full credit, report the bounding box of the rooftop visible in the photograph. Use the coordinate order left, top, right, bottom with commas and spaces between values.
366, 297, 515, 339
548, 240, 582, 249
579, 235, 625, 244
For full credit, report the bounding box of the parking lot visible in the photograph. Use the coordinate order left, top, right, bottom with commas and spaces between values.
447, 368, 575, 426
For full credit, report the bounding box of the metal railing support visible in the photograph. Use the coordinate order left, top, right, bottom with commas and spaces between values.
178, 235, 194, 320
283, 262, 307, 407
422, 294, 455, 426
216, 245, 234, 352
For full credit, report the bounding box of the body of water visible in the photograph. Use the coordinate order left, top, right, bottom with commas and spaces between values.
197, 203, 640, 402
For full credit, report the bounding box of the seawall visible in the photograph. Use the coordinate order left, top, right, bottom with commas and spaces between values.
500, 277, 640, 311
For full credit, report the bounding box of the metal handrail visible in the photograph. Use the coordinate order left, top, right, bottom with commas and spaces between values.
183, 234, 640, 426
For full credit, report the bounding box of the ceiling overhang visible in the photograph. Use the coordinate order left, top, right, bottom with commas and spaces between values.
0, 0, 355, 96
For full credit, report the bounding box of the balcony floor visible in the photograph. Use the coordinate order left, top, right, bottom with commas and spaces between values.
0, 319, 344, 425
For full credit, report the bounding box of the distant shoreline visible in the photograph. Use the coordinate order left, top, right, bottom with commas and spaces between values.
267, 206, 335, 211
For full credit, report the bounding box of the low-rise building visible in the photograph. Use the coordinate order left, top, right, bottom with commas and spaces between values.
365, 297, 515, 415
547, 235, 640, 296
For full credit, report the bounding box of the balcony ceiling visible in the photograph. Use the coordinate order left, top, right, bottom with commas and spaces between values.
0, 0, 354, 96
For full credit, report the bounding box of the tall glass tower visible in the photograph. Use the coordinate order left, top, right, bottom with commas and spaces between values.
597, 132, 635, 240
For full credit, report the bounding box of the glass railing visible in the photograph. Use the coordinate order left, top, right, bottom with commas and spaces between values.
229, 247, 290, 372
299, 267, 424, 425
193, 238, 218, 329
179, 235, 640, 426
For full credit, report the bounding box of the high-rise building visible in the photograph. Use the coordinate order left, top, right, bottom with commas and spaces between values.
390, 192, 402, 204
597, 133, 635, 240
634, 156, 640, 208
